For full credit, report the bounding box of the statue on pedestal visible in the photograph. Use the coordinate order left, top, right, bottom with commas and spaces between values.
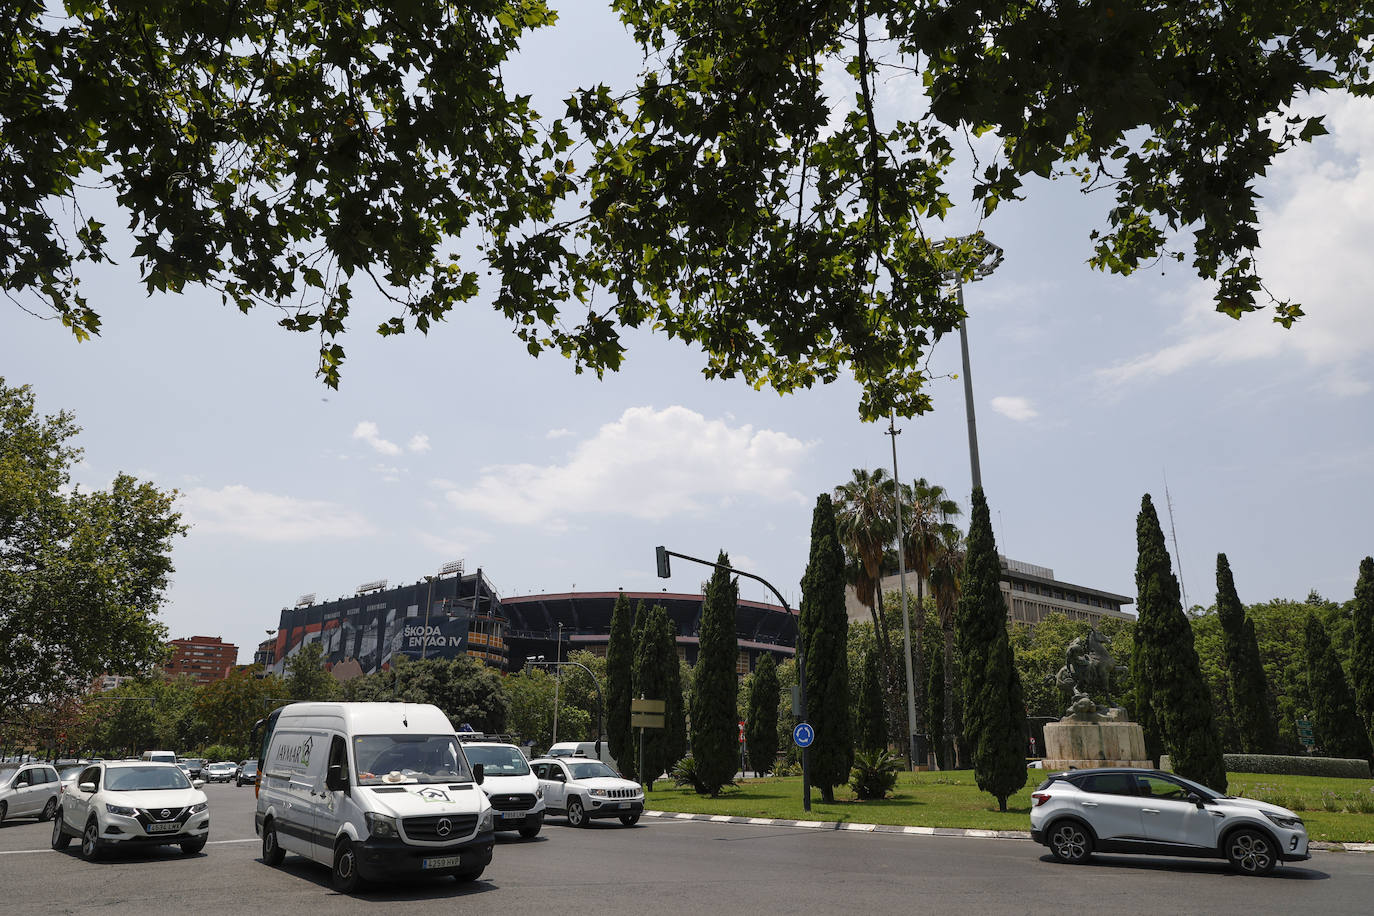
1052, 631, 1126, 720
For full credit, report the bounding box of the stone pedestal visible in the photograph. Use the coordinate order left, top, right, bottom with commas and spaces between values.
1042, 708, 1151, 770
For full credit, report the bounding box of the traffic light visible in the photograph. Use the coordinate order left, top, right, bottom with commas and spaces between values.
655, 546, 671, 578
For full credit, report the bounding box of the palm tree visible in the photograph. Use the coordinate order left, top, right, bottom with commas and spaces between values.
901, 478, 962, 764
928, 523, 966, 768
834, 469, 900, 742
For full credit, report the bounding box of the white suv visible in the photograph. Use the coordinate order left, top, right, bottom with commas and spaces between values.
461, 740, 546, 839
1030, 768, 1309, 875
51, 761, 209, 860
530, 757, 643, 827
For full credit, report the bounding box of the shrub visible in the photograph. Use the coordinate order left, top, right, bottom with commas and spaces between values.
772, 760, 802, 778
671, 756, 733, 794
1349, 791, 1374, 815
1223, 753, 1371, 779
850, 749, 901, 800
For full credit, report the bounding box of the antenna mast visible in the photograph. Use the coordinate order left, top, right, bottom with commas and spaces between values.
1163, 471, 1188, 612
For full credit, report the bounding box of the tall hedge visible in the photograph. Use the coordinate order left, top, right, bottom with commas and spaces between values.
690, 551, 740, 795
1351, 558, 1374, 754
858, 645, 887, 753
954, 487, 1026, 811
605, 591, 635, 778
1215, 554, 1278, 753
799, 493, 853, 803
1305, 613, 1372, 760
745, 652, 780, 775
1135, 495, 1227, 792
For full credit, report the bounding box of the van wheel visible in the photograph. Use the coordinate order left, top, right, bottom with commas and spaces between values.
261, 819, 285, 866
454, 867, 484, 883
51, 810, 71, 849
80, 817, 102, 861
518, 823, 542, 839
41, 797, 57, 821
566, 797, 587, 827
332, 839, 363, 894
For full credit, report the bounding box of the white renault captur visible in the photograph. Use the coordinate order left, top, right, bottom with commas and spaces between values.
460, 738, 546, 838
254, 702, 495, 893
51, 761, 209, 859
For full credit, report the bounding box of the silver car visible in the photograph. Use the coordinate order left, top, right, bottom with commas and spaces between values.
0, 762, 61, 823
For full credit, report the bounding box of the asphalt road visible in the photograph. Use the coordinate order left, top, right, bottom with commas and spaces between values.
3, 781, 1373, 915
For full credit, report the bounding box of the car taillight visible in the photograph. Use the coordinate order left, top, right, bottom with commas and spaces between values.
1032, 793, 1052, 807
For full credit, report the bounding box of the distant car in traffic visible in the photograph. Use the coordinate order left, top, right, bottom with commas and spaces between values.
0, 762, 60, 823
203, 762, 236, 783
1029, 768, 1309, 875
236, 760, 258, 787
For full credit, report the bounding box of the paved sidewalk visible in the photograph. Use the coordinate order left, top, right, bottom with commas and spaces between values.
641, 810, 1374, 852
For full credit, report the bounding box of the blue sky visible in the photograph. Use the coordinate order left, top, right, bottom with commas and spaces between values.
4, 9, 1372, 663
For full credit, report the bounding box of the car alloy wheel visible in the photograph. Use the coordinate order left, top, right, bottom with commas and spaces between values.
566, 798, 587, 827
1226, 828, 1277, 876
51, 811, 72, 850
41, 797, 57, 821
80, 819, 101, 861
1048, 821, 1092, 864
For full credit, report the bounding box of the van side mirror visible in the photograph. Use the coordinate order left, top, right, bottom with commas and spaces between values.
473, 764, 484, 786
326, 764, 349, 792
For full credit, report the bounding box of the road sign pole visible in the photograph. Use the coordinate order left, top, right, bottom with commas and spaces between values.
639, 726, 646, 790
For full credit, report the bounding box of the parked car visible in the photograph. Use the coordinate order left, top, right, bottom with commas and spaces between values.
461, 739, 545, 839
56, 764, 88, 797
0, 762, 61, 823
545, 741, 619, 771
530, 756, 643, 827
203, 762, 236, 783
236, 760, 258, 787
1029, 768, 1309, 875
180, 758, 207, 780
51, 761, 208, 859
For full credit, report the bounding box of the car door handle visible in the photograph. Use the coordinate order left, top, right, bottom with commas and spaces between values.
1081, 802, 1099, 807
1209, 811, 1225, 818
1142, 808, 1160, 815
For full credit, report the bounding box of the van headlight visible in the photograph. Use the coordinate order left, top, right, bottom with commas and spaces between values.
1264, 811, 1304, 830
365, 812, 399, 839
478, 808, 494, 833
535, 785, 543, 799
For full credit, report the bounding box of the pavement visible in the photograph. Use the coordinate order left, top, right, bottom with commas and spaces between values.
642, 809, 1374, 852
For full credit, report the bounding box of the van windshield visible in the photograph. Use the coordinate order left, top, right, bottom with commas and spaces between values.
463, 745, 530, 776
353, 735, 472, 785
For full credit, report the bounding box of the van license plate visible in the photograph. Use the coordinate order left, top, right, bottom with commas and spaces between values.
423, 855, 461, 870
147, 823, 181, 833
500, 811, 521, 819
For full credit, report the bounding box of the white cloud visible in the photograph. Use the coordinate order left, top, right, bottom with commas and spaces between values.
1097, 93, 1374, 396
408, 434, 431, 453
416, 529, 491, 559
990, 396, 1039, 422
438, 406, 812, 528
180, 486, 375, 541
352, 421, 401, 456
546, 428, 574, 439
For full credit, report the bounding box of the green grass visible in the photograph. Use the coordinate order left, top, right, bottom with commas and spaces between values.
639, 770, 1374, 842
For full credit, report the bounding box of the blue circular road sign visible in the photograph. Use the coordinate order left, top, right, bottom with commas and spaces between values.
793, 722, 815, 748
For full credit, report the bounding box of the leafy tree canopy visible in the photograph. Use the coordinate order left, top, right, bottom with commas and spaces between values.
8, 3, 1370, 419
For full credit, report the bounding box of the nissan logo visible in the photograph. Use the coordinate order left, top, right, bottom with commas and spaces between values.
436, 818, 452, 837
160, 809, 171, 819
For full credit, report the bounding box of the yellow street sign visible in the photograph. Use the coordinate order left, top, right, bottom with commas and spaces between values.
630, 698, 665, 714
630, 712, 665, 729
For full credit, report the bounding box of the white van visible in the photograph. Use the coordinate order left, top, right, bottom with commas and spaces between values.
546, 741, 618, 772
253, 702, 494, 893
141, 750, 177, 764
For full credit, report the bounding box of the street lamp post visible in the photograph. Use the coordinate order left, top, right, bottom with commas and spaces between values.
887, 411, 921, 769
944, 237, 1003, 494
527, 659, 604, 760
655, 546, 812, 812
552, 623, 563, 745
421, 575, 436, 661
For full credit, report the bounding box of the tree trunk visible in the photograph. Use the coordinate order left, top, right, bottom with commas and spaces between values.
913, 576, 927, 764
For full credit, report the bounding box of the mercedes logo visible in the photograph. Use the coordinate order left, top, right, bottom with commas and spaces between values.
160, 809, 171, 819
436, 818, 452, 837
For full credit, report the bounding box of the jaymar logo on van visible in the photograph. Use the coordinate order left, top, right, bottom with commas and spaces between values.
275, 735, 314, 768
417, 787, 450, 803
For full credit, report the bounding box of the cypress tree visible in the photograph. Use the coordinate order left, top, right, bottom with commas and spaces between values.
1351, 558, 1374, 754
605, 591, 635, 777
1305, 613, 1372, 760
621, 600, 650, 781
633, 605, 680, 789
954, 487, 1026, 811
662, 613, 688, 771
858, 646, 887, 753
745, 652, 780, 775
1215, 554, 1279, 753
690, 551, 740, 795
1135, 495, 1227, 791
799, 493, 853, 803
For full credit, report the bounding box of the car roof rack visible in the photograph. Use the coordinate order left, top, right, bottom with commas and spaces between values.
457, 732, 521, 744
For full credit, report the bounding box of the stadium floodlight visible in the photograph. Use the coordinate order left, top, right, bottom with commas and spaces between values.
355, 579, 388, 595
295, 593, 316, 608
439, 560, 466, 578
